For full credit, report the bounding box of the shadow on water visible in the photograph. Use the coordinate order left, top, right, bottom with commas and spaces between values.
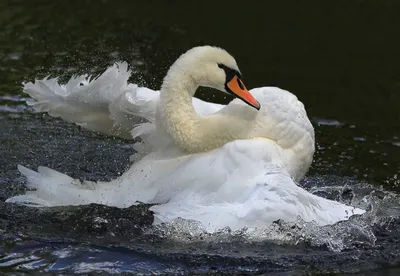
1, 0, 400, 274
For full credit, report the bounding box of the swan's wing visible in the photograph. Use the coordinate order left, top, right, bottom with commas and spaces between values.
217, 86, 315, 145
23, 62, 141, 138
251, 86, 315, 142
145, 138, 364, 232
23, 62, 224, 139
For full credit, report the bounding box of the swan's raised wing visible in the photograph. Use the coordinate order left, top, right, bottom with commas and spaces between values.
23, 62, 224, 139
24, 62, 140, 138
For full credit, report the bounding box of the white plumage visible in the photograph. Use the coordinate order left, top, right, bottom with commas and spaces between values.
7, 46, 365, 232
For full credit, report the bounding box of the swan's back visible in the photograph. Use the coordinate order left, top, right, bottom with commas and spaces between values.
216, 86, 315, 180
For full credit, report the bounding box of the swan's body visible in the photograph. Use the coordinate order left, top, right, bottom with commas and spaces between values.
6, 46, 365, 232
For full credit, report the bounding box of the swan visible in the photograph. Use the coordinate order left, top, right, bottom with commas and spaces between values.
6, 46, 365, 232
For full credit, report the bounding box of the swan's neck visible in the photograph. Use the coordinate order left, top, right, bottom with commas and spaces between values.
159, 68, 252, 153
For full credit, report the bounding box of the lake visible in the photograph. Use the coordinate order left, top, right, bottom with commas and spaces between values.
1, 0, 400, 275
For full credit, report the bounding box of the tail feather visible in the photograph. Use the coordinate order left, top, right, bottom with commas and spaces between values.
7, 194, 52, 207
7, 165, 104, 207
37, 166, 74, 183
17, 165, 42, 189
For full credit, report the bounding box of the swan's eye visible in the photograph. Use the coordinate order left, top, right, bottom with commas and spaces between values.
218, 63, 225, 69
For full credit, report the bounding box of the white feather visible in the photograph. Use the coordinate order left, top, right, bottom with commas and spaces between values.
8, 46, 365, 233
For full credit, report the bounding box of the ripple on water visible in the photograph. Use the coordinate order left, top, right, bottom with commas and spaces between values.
3, 52, 22, 61
0, 95, 31, 114
312, 118, 345, 127
1, 175, 400, 273
392, 141, 400, 147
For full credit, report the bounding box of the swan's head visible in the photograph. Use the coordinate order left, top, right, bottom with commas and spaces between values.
169, 46, 260, 110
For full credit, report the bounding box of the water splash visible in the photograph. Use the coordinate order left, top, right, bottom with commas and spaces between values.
144, 176, 400, 253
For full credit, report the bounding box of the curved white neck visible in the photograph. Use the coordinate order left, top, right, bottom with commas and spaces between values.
158, 68, 254, 153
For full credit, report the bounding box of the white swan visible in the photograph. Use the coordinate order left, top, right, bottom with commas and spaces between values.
6, 46, 365, 232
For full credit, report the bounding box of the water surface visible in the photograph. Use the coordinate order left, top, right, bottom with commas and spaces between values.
1, 0, 400, 275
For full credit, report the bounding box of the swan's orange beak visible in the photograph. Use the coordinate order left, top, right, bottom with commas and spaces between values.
226, 76, 260, 110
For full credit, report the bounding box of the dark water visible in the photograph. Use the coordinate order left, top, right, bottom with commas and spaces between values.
1, 0, 400, 275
